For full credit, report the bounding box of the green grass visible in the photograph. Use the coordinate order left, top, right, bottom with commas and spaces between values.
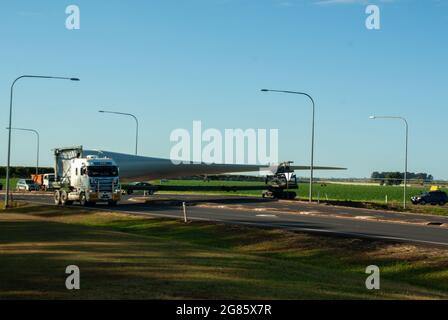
301, 183, 429, 202
0, 178, 19, 189
1, 204, 448, 299
156, 179, 435, 202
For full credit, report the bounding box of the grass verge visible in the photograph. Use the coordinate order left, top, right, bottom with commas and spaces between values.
0, 204, 448, 299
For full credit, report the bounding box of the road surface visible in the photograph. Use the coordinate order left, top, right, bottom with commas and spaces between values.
5, 192, 448, 247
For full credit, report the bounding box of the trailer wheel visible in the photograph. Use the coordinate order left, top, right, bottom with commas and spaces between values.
54, 191, 61, 205
60, 191, 68, 206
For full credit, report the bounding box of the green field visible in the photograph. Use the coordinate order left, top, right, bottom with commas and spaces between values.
1, 204, 448, 299
156, 179, 436, 202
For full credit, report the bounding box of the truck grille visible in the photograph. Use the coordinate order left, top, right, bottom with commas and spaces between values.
91, 179, 115, 192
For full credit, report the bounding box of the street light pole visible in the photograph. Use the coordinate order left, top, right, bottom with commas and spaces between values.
370, 115, 409, 209
3, 75, 79, 209
261, 89, 315, 202
98, 110, 139, 155
6, 127, 40, 175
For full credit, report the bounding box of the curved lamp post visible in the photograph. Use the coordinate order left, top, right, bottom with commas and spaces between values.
4, 75, 79, 209
98, 110, 139, 155
6, 127, 40, 176
261, 89, 315, 202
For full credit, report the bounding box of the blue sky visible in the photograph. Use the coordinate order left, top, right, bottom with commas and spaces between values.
0, 0, 447, 179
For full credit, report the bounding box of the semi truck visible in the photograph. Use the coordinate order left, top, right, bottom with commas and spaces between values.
53, 146, 121, 206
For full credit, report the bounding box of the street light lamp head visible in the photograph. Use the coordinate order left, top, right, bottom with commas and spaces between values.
97, 109, 139, 155
260, 89, 269, 92
369, 116, 376, 119
70, 78, 80, 81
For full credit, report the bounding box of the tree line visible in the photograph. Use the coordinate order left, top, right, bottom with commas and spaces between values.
0, 167, 54, 178
371, 171, 434, 185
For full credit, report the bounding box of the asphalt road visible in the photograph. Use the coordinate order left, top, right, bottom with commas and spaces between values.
6, 192, 448, 247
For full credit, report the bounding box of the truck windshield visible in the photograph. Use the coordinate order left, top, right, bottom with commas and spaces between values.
87, 166, 118, 177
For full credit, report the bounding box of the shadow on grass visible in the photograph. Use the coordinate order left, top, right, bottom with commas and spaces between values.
1, 209, 448, 299
5, 204, 97, 217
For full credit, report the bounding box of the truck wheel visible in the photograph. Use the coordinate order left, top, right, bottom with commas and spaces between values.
60, 191, 68, 206
54, 191, 61, 205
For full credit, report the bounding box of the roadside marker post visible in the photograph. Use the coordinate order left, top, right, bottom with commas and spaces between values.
182, 202, 188, 223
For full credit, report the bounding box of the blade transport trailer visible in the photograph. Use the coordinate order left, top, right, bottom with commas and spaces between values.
52, 146, 122, 206
262, 162, 298, 199
123, 162, 299, 199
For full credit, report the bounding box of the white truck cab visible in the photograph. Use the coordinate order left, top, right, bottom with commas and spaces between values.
53, 147, 121, 206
